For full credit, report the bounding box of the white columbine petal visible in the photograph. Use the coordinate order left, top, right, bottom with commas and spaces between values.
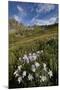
48, 69, 53, 78
43, 63, 46, 68
18, 77, 22, 84
44, 67, 47, 72
43, 63, 47, 71
18, 65, 22, 71
40, 50, 43, 53
14, 70, 18, 75
28, 74, 33, 81
36, 51, 40, 54
35, 62, 40, 68
29, 53, 32, 56
40, 76, 47, 82
23, 54, 28, 60
22, 71, 26, 78
31, 65, 36, 72
28, 54, 33, 61
19, 57, 21, 61
32, 53, 37, 61
15, 73, 19, 77
23, 54, 29, 63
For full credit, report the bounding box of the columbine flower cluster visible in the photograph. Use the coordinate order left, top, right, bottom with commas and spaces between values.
19, 50, 43, 63
13, 50, 53, 85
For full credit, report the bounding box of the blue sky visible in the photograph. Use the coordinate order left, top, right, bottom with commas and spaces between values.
9, 1, 58, 26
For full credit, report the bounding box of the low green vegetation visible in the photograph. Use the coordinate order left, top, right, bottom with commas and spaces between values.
9, 21, 58, 88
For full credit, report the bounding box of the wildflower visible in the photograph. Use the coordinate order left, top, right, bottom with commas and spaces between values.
33, 53, 36, 56
36, 51, 40, 57
40, 50, 43, 53
22, 71, 26, 78
28, 53, 33, 61
43, 63, 47, 71
31, 65, 36, 72
36, 51, 40, 54
15, 73, 19, 77
26, 59, 29, 63
32, 53, 37, 61
43, 67, 47, 72
35, 62, 40, 68
40, 76, 47, 82
19, 57, 21, 61
23, 54, 28, 60
29, 53, 32, 56
18, 65, 22, 71
40, 76, 42, 78
14, 70, 18, 75
48, 69, 53, 78
23, 54, 29, 63
43, 63, 46, 68
28, 74, 33, 81
18, 77, 22, 84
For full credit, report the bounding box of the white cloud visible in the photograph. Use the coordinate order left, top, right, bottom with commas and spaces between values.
35, 17, 57, 25
13, 15, 21, 23
17, 5, 26, 16
36, 4, 55, 13
30, 16, 57, 26
17, 5, 24, 12
12, 5, 27, 23
16, 5, 27, 23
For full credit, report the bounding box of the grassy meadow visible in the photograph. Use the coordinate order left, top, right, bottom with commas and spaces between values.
9, 20, 58, 88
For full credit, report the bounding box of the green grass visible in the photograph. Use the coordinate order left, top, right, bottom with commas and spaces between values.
9, 24, 58, 49
9, 24, 58, 88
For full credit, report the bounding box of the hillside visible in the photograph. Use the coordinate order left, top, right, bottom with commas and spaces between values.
9, 20, 58, 50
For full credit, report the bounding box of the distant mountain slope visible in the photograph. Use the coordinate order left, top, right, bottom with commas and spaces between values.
9, 19, 25, 30
9, 19, 58, 32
